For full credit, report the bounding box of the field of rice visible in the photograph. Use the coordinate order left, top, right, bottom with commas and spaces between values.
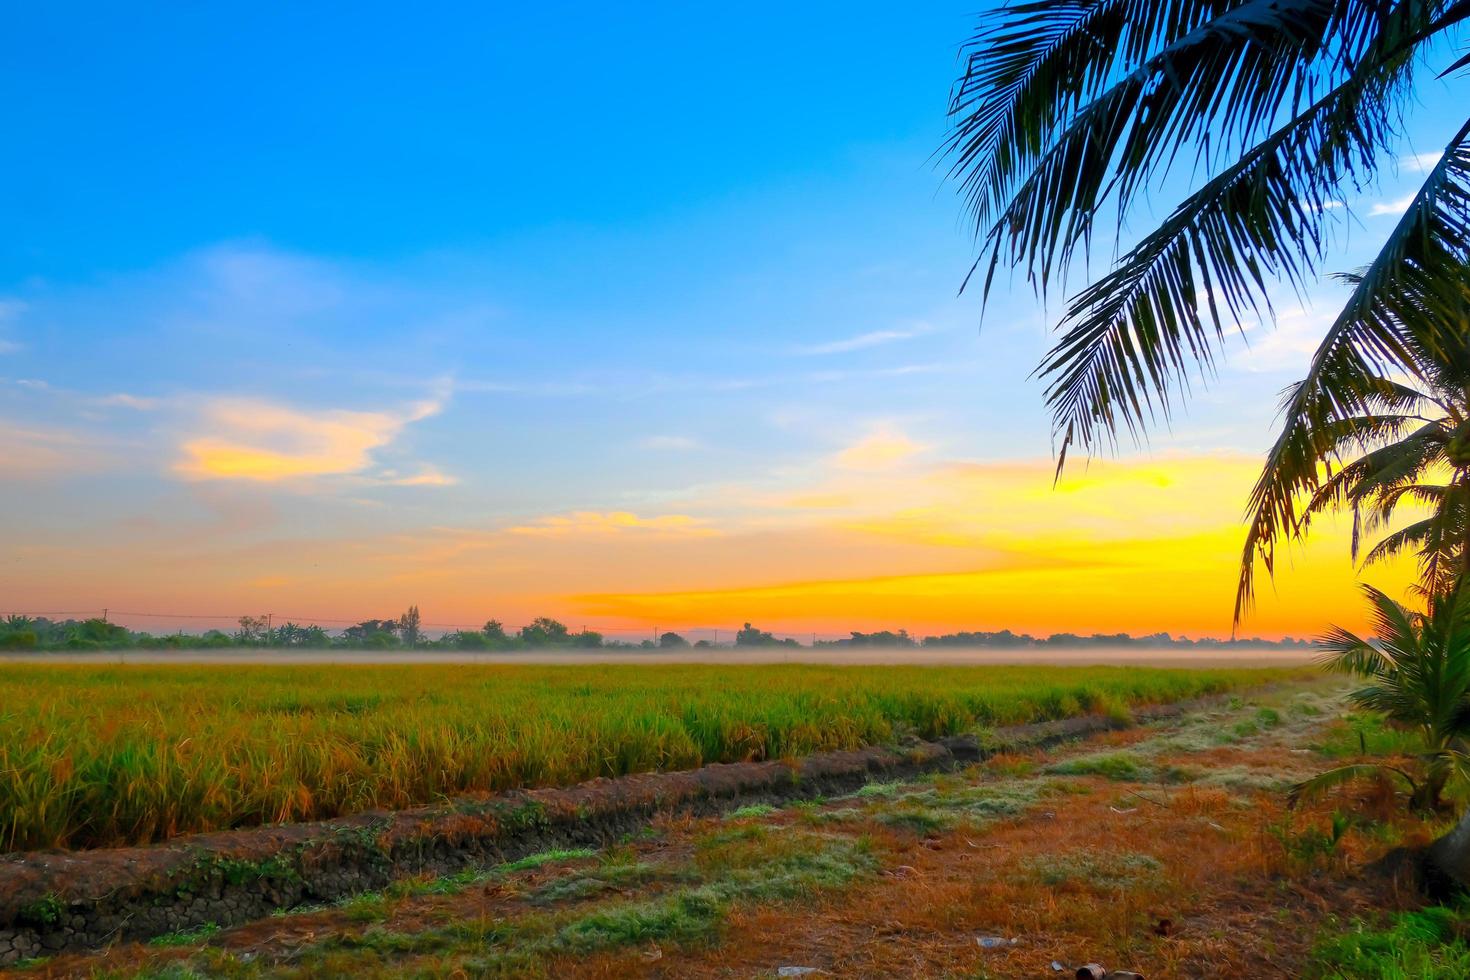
0, 663, 1288, 852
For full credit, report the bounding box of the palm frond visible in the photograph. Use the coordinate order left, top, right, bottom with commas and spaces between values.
1288, 762, 1418, 806
1236, 116, 1470, 623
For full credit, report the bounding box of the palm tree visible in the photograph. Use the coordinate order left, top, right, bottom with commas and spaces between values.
1294, 584, 1470, 813
945, 0, 1470, 889
945, 0, 1470, 490
1244, 298, 1470, 613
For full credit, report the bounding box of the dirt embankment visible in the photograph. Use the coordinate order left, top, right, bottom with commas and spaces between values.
0, 702, 1200, 965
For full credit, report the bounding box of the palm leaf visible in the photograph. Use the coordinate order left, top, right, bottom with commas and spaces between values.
1288, 762, 1418, 806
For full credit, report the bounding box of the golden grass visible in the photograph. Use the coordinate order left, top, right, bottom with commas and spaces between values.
0, 662, 1288, 851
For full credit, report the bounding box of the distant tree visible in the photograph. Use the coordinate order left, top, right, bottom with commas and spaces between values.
572, 629, 604, 648
482, 619, 508, 641
519, 617, 570, 646
693, 639, 713, 649
236, 615, 269, 644
274, 622, 330, 648
451, 630, 489, 650
659, 631, 689, 648
735, 622, 775, 646
845, 630, 914, 648
341, 619, 399, 645
398, 605, 423, 648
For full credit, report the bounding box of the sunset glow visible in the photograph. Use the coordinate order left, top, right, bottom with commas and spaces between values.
0, 2, 1450, 643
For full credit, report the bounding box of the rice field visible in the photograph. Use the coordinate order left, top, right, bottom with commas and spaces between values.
0, 662, 1289, 852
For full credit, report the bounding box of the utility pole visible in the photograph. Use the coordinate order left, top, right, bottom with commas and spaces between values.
102, 608, 108, 623
267, 613, 273, 646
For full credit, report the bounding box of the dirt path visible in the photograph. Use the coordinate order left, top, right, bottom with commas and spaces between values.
9, 680, 1429, 979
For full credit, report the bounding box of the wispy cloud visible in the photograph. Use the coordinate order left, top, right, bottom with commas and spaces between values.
0, 422, 97, 477
505, 510, 719, 538
95, 393, 164, 411
1232, 305, 1331, 373
380, 465, 458, 487
1370, 193, 1416, 216
793, 322, 931, 356
640, 435, 701, 451
176, 388, 450, 485
834, 423, 928, 470
1403, 151, 1442, 173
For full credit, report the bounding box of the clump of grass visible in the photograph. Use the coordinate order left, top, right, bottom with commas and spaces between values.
853, 781, 903, 799
1315, 713, 1426, 759
1024, 849, 1163, 890
1047, 751, 1148, 781
148, 922, 221, 947
337, 891, 390, 923
498, 848, 597, 873
528, 861, 684, 905
0, 662, 1277, 851
1310, 906, 1470, 979
726, 803, 777, 819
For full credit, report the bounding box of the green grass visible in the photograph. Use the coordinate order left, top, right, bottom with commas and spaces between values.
1316, 713, 1426, 759
1024, 849, 1163, 889
148, 922, 221, 947
1046, 751, 1149, 781
225, 829, 879, 978
726, 803, 778, 819
1310, 906, 1470, 979
0, 662, 1281, 851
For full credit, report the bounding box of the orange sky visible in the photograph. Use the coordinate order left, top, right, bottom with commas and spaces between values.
6, 438, 1418, 641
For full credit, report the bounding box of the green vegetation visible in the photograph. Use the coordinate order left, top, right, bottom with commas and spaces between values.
1295, 585, 1470, 813
245, 829, 877, 977
725, 803, 778, 819
0, 612, 1313, 653
1024, 850, 1163, 890
1310, 906, 1470, 979
149, 923, 222, 947
1046, 751, 1148, 782
0, 662, 1271, 852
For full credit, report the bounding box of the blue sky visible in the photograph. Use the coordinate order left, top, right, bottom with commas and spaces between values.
1, 3, 1464, 637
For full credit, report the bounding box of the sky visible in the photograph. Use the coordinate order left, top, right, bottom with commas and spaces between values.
1, 2, 1462, 641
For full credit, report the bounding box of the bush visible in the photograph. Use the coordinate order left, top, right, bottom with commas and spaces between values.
0, 631, 37, 650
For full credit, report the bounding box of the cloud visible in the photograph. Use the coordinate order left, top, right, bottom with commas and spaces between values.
640, 435, 701, 451
176, 390, 448, 484
505, 511, 719, 538
95, 393, 164, 411
834, 423, 928, 470
0, 339, 19, 355
794, 322, 931, 356
1403, 151, 1442, 173
1370, 193, 1416, 216
0, 423, 94, 477
381, 465, 458, 487
1231, 305, 1332, 373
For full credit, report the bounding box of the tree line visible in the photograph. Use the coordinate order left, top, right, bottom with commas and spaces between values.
0, 612, 1309, 653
